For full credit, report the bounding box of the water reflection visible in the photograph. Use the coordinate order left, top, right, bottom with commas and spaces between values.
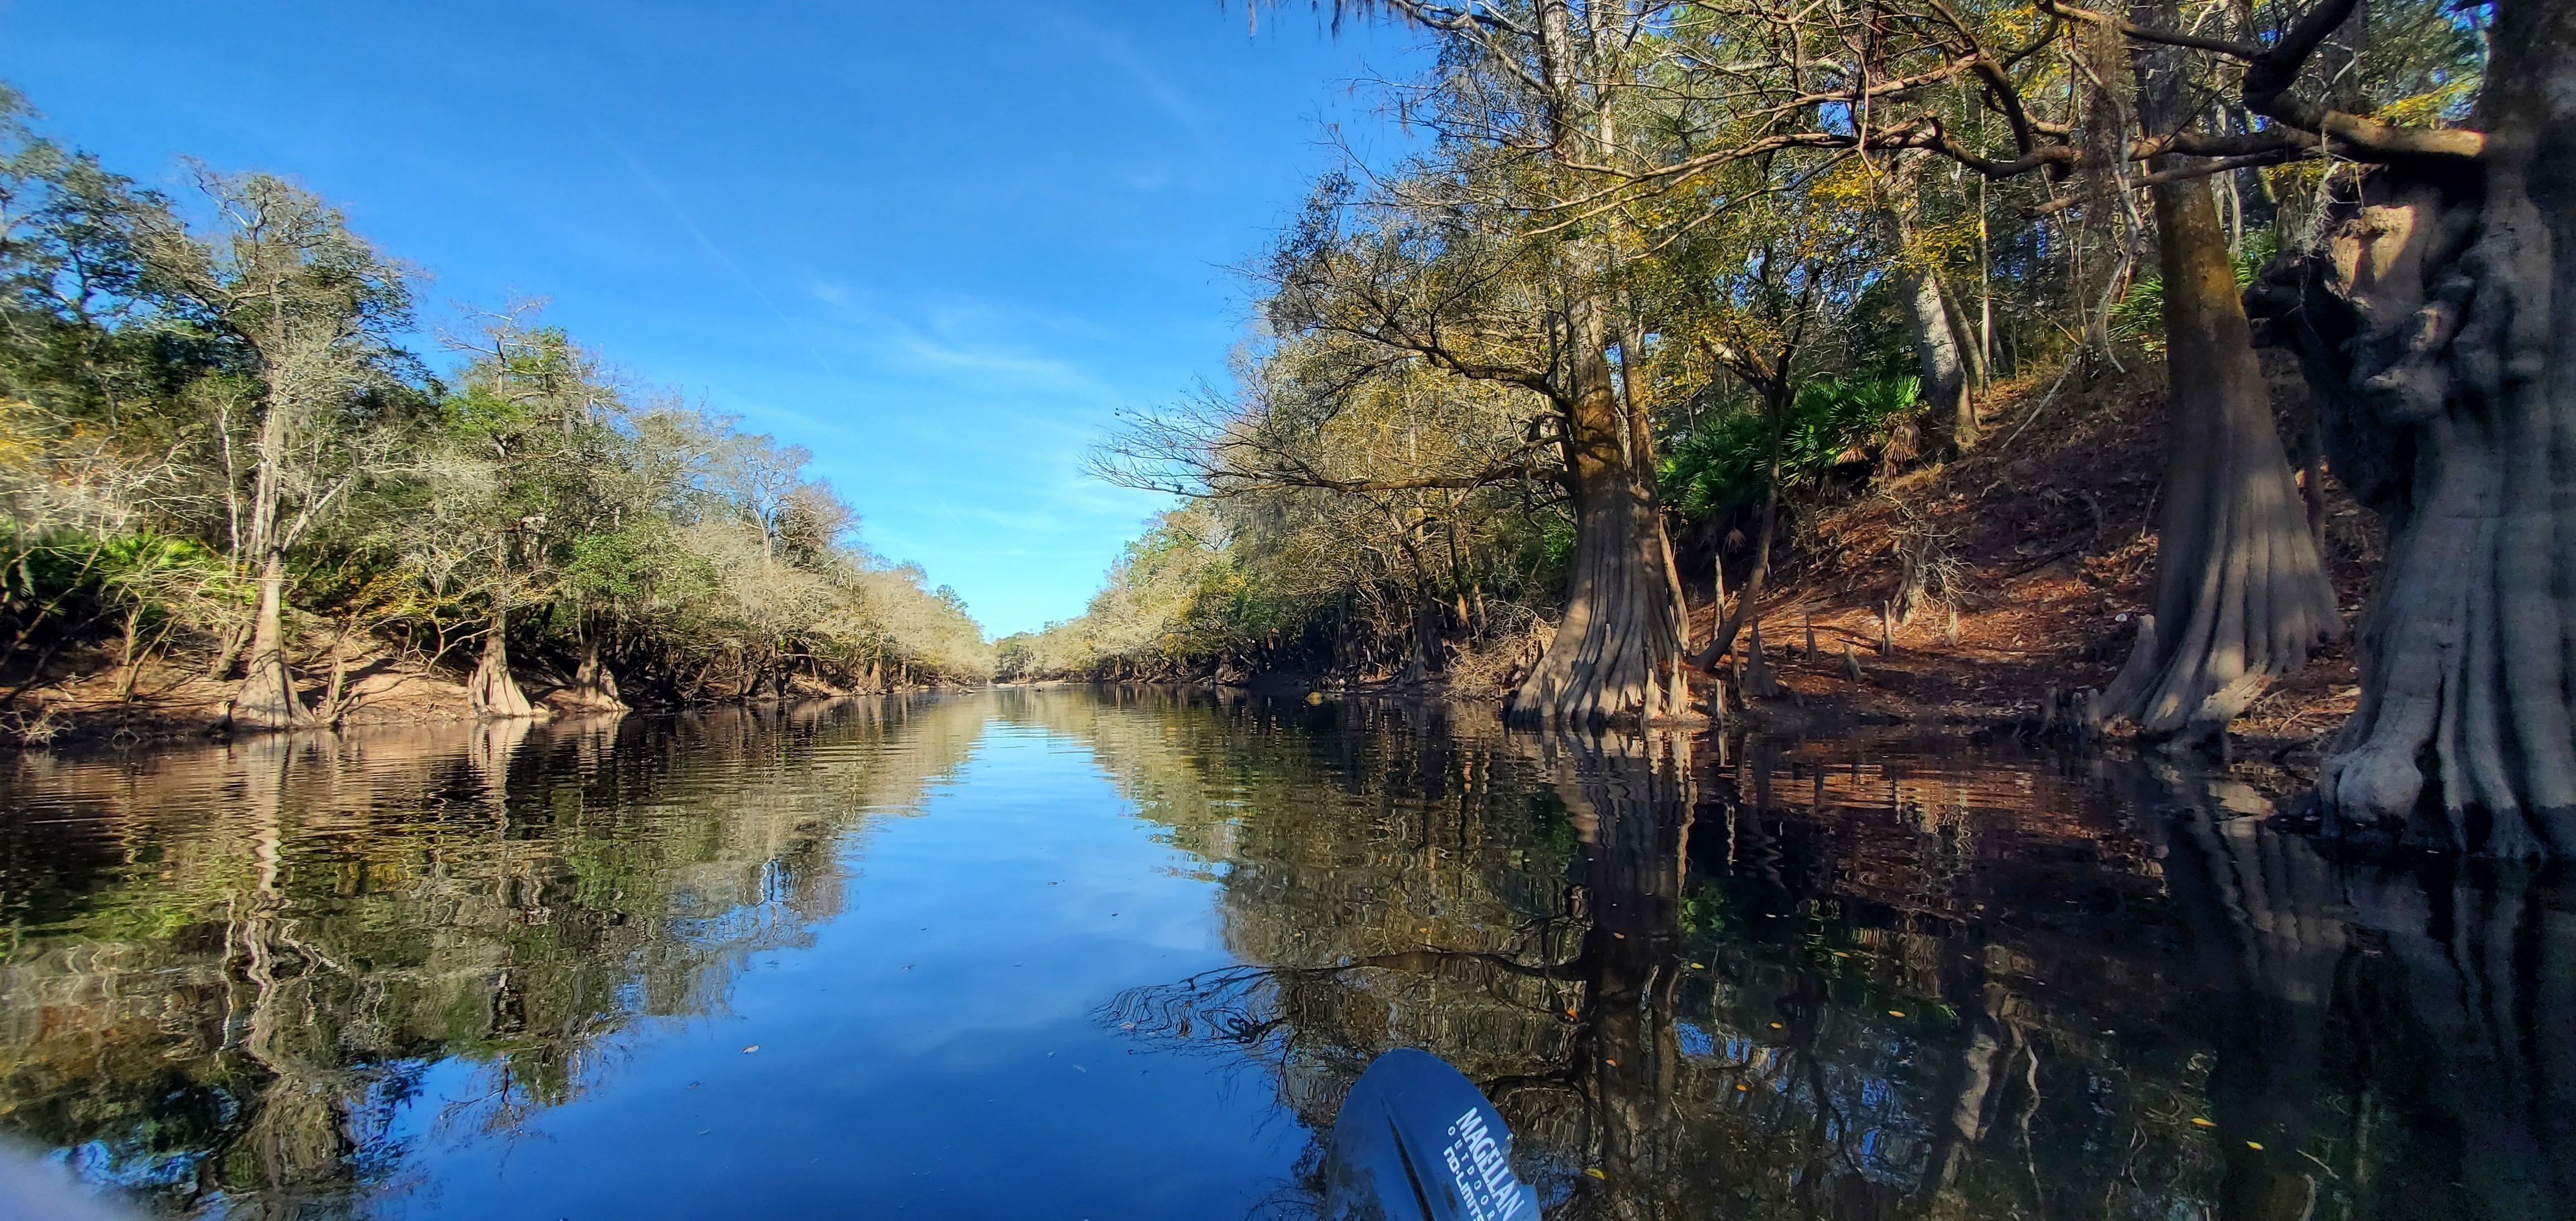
1072, 692, 2572, 1220
0, 698, 988, 1217
1, 689, 2569, 1218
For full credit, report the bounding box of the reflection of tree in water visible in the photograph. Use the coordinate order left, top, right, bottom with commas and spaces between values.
1087, 692, 2576, 1221
0, 697, 987, 1216
1067, 695, 1704, 1215
12, 689, 2565, 1219
2132, 764, 2576, 1220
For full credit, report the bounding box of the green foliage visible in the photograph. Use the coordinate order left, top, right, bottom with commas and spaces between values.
0, 86, 992, 694
1, 529, 225, 625
2109, 229, 2281, 355
1663, 373, 1920, 516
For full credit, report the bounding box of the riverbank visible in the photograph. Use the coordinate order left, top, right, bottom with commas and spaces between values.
1, 640, 955, 748
1698, 363, 2376, 768
1311, 364, 2380, 783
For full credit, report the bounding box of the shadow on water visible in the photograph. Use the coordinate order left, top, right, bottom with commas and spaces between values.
0, 686, 2569, 1218
1072, 689, 2574, 1221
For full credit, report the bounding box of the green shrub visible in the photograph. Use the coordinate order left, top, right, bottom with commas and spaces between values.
1662, 373, 1921, 515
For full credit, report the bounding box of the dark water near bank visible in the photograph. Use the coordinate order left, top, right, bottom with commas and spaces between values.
1, 690, 2569, 1220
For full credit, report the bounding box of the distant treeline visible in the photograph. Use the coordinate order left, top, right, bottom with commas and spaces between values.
0, 86, 989, 730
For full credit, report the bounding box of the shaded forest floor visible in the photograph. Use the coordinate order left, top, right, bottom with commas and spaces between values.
1678, 357, 2380, 783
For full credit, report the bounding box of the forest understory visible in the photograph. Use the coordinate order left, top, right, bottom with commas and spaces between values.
1206, 359, 2380, 791
1692, 361, 2372, 772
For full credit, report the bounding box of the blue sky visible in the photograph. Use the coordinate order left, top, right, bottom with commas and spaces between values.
0, 0, 1422, 636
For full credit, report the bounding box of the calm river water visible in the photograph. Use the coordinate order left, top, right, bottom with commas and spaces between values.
0, 689, 2568, 1219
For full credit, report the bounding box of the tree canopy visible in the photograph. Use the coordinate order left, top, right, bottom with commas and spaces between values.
0, 86, 991, 727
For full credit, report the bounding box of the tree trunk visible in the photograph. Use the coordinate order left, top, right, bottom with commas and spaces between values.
1694, 389, 1789, 667
314, 629, 351, 725
561, 624, 627, 711
1902, 267, 1977, 455
1508, 306, 1690, 727
114, 603, 144, 703
2250, 0, 2576, 853
1401, 598, 1438, 683
1939, 274, 1990, 391
465, 610, 538, 720
2095, 17, 2342, 745
206, 621, 248, 681
230, 551, 307, 730
2287, 410, 2333, 555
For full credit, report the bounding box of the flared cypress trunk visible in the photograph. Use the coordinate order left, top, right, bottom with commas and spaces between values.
560, 626, 627, 712
1508, 307, 1690, 727
2252, 0, 2576, 853
2096, 23, 2342, 744
230, 552, 309, 730
465, 611, 538, 720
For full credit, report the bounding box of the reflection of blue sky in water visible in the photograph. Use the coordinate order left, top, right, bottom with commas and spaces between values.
361, 720, 1295, 1219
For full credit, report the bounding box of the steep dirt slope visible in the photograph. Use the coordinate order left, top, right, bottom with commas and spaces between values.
1696, 360, 2380, 770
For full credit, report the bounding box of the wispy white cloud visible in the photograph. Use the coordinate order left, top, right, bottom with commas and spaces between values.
797, 283, 1138, 414
1045, 14, 1218, 157
594, 131, 839, 376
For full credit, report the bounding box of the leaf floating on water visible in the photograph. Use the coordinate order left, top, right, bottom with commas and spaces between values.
2191, 1118, 2217, 1129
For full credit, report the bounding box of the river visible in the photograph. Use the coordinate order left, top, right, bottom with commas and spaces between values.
0, 688, 2567, 1219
